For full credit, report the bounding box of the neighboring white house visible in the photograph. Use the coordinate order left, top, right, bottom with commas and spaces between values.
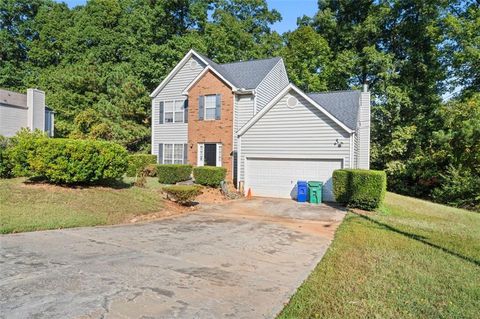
0, 88, 54, 137
150, 49, 370, 201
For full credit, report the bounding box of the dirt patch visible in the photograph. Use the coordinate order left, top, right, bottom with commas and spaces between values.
198, 204, 342, 240
126, 200, 195, 223
195, 187, 232, 204
126, 188, 236, 224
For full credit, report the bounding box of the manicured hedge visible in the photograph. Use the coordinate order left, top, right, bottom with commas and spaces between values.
157, 164, 192, 184
193, 166, 226, 187
4, 129, 47, 177
0, 135, 13, 178
333, 169, 387, 210
28, 138, 128, 184
126, 154, 157, 177
162, 185, 202, 205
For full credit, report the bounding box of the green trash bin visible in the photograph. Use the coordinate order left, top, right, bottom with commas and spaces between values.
308, 181, 323, 204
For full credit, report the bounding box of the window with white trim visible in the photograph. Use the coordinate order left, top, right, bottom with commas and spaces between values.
163, 144, 184, 164
204, 95, 216, 120
164, 100, 185, 123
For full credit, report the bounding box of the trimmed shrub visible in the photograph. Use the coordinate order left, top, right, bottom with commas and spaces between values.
5, 129, 47, 177
28, 138, 128, 184
126, 154, 157, 177
0, 135, 13, 178
162, 185, 202, 205
193, 166, 226, 187
157, 164, 192, 184
333, 169, 387, 210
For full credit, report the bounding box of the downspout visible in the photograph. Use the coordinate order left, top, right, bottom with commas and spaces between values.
350, 132, 354, 169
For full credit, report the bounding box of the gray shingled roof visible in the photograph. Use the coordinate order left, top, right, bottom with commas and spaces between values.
307, 90, 361, 130
197, 53, 281, 89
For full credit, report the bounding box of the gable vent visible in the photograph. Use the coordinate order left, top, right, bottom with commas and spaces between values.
287, 95, 298, 108
190, 60, 198, 69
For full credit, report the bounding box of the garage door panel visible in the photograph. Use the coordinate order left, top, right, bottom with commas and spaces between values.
245, 158, 343, 202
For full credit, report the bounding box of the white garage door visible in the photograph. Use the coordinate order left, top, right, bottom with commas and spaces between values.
245, 158, 343, 202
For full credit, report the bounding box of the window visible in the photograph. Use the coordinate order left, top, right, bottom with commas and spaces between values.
44, 109, 54, 137
162, 100, 185, 124
164, 144, 173, 164
164, 101, 174, 123
163, 144, 185, 164
204, 95, 217, 120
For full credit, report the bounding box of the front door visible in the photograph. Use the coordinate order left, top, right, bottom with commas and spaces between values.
204, 143, 217, 166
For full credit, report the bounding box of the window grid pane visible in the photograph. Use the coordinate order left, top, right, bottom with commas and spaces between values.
204, 95, 216, 120
205, 108, 216, 120
164, 101, 174, 112
164, 144, 173, 164
174, 111, 183, 122
165, 112, 174, 123
174, 144, 183, 164
163, 100, 185, 123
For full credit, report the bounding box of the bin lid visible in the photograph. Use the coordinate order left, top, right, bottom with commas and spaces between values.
308, 181, 323, 187
297, 180, 308, 186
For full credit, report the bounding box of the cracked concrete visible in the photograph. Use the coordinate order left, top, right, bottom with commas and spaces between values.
0, 198, 345, 318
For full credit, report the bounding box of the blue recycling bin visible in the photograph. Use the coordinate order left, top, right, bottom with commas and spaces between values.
297, 180, 308, 202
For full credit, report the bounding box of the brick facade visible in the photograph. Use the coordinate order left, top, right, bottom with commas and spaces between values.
187, 70, 234, 181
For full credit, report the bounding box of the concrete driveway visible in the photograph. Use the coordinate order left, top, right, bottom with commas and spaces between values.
0, 198, 345, 319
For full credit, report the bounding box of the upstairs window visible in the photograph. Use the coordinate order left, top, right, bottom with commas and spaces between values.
205, 95, 217, 120
159, 100, 187, 124
198, 94, 221, 120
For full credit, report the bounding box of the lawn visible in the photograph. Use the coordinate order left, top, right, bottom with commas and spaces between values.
0, 177, 164, 234
279, 192, 480, 319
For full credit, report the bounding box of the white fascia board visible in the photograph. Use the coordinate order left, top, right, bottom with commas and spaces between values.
181, 65, 238, 95
150, 49, 210, 98
237, 83, 354, 136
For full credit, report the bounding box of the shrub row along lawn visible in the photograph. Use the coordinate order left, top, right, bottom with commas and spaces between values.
279, 192, 480, 319
0, 177, 164, 234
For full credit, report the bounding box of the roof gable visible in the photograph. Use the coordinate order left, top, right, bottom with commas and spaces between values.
194, 53, 283, 89
151, 50, 283, 97
238, 84, 355, 136
307, 91, 360, 130
150, 50, 209, 98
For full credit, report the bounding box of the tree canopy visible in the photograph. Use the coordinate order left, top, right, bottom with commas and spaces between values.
1, 0, 478, 209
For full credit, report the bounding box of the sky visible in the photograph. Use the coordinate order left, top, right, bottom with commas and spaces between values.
55, 0, 319, 34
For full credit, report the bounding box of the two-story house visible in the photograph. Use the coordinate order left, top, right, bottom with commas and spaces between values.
150, 50, 370, 201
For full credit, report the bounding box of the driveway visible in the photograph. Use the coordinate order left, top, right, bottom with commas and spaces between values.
0, 198, 346, 319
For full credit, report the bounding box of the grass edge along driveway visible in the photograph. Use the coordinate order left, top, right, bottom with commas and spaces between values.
279, 192, 480, 319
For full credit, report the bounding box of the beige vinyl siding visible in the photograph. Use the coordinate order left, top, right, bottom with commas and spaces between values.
233, 94, 254, 151
239, 90, 352, 181
255, 59, 289, 112
156, 56, 205, 100
151, 56, 206, 159
0, 104, 28, 137
151, 98, 189, 160
356, 91, 370, 169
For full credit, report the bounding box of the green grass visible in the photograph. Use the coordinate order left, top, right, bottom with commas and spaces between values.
0, 177, 164, 234
279, 192, 480, 319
